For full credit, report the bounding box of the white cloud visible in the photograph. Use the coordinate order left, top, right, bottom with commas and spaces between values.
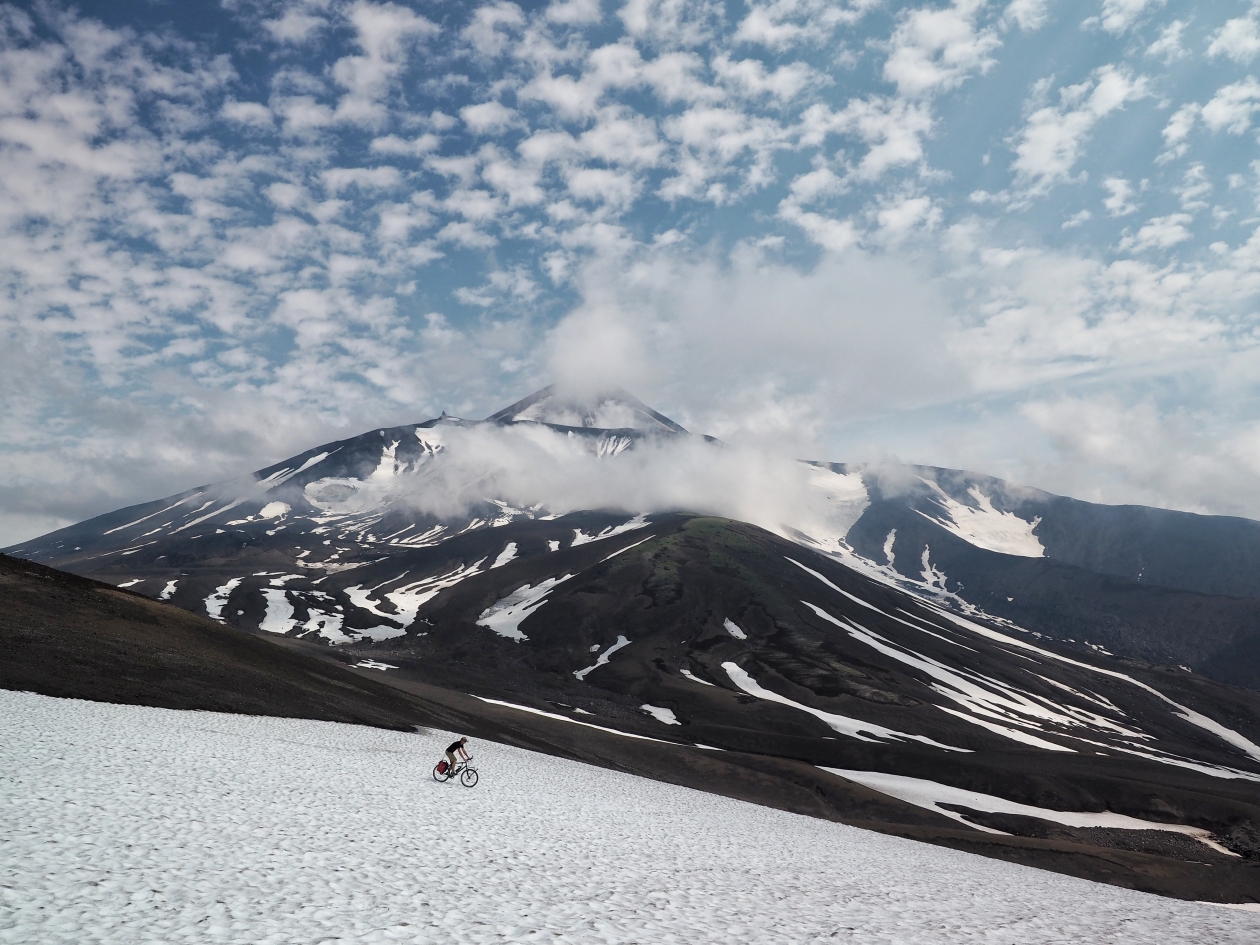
800, 97, 935, 181
263, 8, 327, 44
221, 100, 274, 128
1010, 66, 1148, 194
1157, 102, 1198, 163
618, 0, 722, 48
1176, 163, 1211, 211
1098, 0, 1165, 36
734, 0, 875, 51
1208, 12, 1260, 64
712, 55, 824, 102
369, 133, 440, 156
1020, 393, 1260, 519
872, 193, 941, 241
461, 101, 520, 135
321, 166, 404, 194
777, 202, 861, 252
1146, 18, 1187, 62
1202, 77, 1260, 135
1062, 209, 1091, 228
330, 1, 439, 127
1003, 0, 1048, 32
546, 0, 603, 26
462, 1, 525, 57
883, 0, 1002, 98
1101, 177, 1137, 216
1118, 213, 1193, 252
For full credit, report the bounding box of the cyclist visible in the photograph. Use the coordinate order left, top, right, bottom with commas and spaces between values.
444, 736, 470, 775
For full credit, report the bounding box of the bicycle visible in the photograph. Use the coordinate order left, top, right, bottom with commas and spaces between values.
432, 755, 479, 787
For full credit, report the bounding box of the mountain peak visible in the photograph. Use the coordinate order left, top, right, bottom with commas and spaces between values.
484, 384, 687, 434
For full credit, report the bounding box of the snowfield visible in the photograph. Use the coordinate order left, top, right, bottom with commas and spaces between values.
3, 691, 1258, 945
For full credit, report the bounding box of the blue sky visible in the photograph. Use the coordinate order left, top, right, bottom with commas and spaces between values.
4, 0, 1260, 542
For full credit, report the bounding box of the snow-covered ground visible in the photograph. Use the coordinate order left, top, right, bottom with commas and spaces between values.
3, 691, 1257, 945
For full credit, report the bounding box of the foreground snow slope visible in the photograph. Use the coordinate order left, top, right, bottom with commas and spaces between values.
2, 692, 1257, 945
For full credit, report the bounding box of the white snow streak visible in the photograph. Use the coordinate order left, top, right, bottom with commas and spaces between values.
723, 618, 747, 640
825, 767, 1238, 856
721, 662, 968, 752
574, 635, 632, 680
203, 579, 241, 622
478, 574, 574, 641
641, 705, 681, 725
918, 481, 1045, 558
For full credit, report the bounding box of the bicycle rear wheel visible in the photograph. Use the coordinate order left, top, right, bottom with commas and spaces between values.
433, 763, 451, 782
460, 767, 479, 787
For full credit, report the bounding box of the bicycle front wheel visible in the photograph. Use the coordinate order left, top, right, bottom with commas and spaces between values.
433, 763, 451, 782
460, 767, 479, 787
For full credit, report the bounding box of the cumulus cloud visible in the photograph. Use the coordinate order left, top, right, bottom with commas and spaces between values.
883, 0, 1002, 98
1097, 0, 1165, 35
1202, 77, 1260, 135
1117, 213, 1193, 252
1208, 11, 1260, 64
1102, 177, 1138, 216
1010, 66, 1148, 194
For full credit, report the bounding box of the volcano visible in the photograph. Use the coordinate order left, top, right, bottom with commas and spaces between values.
8, 386, 1260, 900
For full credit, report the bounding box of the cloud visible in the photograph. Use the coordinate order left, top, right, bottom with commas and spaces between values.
1202, 77, 1260, 135
883, 0, 1002, 98
9, 0, 1260, 547
1101, 177, 1137, 216
1097, 0, 1165, 36
1021, 392, 1260, 518
1157, 102, 1198, 162
1003, 0, 1048, 32
1146, 19, 1187, 63
461, 1, 525, 58
1117, 213, 1193, 252
1010, 66, 1148, 194
1208, 12, 1260, 64
735, 0, 875, 50
460, 100, 520, 135
546, 0, 603, 26
264, 8, 327, 44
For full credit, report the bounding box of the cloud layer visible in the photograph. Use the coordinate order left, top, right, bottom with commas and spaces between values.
3, 0, 1260, 543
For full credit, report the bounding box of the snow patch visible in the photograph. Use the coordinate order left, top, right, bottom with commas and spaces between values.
918, 481, 1044, 558
575, 635, 631, 679
477, 574, 574, 641
825, 768, 1237, 856
491, 542, 518, 568
204, 579, 241, 622
723, 618, 747, 640
722, 662, 968, 752
258, 501, 290, 520
259, 589, 296, 634
641, 705, 681, 725
571, 515, 649, 547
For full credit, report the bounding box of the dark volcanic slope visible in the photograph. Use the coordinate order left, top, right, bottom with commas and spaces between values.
12, 388, 1260, 689
318, 515, 1260, 898
6, 541, 1260, 902
0, 553, 438, 729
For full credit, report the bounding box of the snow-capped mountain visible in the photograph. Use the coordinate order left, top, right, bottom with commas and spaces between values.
11, 385, 1260, 688
9, 387, 1260, 894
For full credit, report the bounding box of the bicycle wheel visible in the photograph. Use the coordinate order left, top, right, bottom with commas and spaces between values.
433, 763, 451, 782
460, 767, 479, 788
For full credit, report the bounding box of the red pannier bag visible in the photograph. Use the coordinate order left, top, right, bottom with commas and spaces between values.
437, 761, 448, 774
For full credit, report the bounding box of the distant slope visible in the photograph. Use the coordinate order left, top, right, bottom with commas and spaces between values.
0, 553, 436, 729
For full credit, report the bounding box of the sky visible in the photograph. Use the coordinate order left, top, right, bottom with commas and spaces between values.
3, 0, 1260, 544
